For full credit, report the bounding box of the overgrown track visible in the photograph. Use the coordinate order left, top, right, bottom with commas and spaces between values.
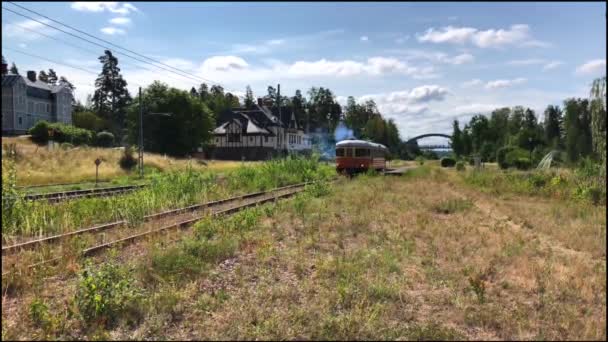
22, 184, 147, 203
2, 181, 320, 275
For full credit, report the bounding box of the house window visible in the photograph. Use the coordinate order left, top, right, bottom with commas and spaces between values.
216, 138, 219, 143
18, 117, 22, 126
264, 136, 269, 142
228, 133, 240, 142
46, 103, 51, 113
250, 137, 253, 142
298, 136, 301, 145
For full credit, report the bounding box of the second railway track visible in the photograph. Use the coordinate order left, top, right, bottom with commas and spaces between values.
23, 184, 147, 203
2, 181, 324, 275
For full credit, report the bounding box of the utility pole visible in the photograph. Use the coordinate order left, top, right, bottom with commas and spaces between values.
138, 86, 144, 178
277, 83, 284, 155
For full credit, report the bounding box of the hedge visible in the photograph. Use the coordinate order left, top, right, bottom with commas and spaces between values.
440, 157, 456, 167
29, 121, 93, 146
95, 131, 115, 147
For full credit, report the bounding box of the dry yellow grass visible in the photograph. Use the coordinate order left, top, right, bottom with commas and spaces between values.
1, 136, 258, 186
2, 166, 604, 340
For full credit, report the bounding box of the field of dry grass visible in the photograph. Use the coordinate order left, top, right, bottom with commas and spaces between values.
1, 136, 258, 186
1, 165, 605, 340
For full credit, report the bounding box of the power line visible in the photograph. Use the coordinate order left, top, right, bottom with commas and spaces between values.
5, 1, 223, 86
2, 17, 199, 88
2, 6, 208, 86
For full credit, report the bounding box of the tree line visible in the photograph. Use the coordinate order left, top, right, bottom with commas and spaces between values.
451, 76, 606, 169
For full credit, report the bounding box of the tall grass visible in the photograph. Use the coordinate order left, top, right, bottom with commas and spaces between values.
1, 156, 334, 239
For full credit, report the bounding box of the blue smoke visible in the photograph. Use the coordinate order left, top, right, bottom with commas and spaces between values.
334, 121, 355, 141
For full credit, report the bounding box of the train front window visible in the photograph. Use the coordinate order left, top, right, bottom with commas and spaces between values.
336, 148, 345, 157
355, 148, 369, 157
346, 148, 353, 157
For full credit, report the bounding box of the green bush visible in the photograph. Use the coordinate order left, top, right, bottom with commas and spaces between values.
456, 161, 466, 171
95, 131, 115, 147
28, 121, 50, 143
514, 158, 532, 170
416, 156, 425, 165
496, 146, 516, 169
75, 261, 143, 327
119, 146, 138, 171
440, 157, 456, 167
50, 123, 93, 145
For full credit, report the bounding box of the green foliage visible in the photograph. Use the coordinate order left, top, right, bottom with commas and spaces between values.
60, 142, 74, 150
440, 157, 456, 167
456, 161, 466, 171
468, 273, 486, 304
73, 111, 105, 132
119, 146, 138, 171
513, 157, 532, 170
29, 120, 50, 143
95, 131, 114, 147
416, 156, 425, 165
75, 260, 144, 327
126, 81, 215, 157
497, 146, 515, 169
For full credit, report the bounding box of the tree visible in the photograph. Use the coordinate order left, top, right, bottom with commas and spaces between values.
590, 77, 606, 177
291, 89, 306, 130
38, 70, 49, 83
265, 86, 277, 107
451, 119, 464, 156
489, 107, 510, 148
9, 62, 19, 75
198, 83, 209, 102
92, 50, 132, 140
244, 85, 255, 109
47, 69, 58, 85
508, 106, 525, 137
461, 125, 473, 156
190, 87, 198, 98
126, 81, 215, 156
73, 111, 105, 131
563, 98, 591, 163
544, 105, 562, 148
469, 114, 491, 153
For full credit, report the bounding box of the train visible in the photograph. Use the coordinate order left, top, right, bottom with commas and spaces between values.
335, 139, 388, 175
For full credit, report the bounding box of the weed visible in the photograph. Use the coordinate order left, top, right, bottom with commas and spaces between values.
433, 198, 473, 214
468, 272, 487, 304
75, 260, 144, 328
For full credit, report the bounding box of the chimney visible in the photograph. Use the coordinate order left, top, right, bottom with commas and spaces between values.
257, 98, 263, 107
1, 63, 7, 75
27, 70, 36, 82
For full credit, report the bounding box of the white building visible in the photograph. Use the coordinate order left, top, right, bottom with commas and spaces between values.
209, 99, 312, 160
2, 69, 73, 135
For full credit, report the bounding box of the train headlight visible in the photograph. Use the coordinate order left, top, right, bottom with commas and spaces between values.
360, 164, 364, 167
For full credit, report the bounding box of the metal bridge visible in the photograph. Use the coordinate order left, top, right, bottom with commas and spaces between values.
405, 133, 452, 145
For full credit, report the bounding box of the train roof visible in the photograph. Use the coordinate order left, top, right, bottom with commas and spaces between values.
336, 139, 388, 150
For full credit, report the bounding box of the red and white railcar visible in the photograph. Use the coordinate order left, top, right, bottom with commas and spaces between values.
335, 139, 388, 175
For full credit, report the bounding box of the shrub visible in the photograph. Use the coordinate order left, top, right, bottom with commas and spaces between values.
95, 131, 115, 147
29, 120, 50, 143
497, 146, 516, 169
60, 142, 73, 150
416, 156, 425, 165
119, 146, 138, 171
75, 261, 143, 327
440, 157, 456, 167
514, 157, 532, 170
456, 161, 466, 171
49, 123, 93, 145
73, 111, 105, 132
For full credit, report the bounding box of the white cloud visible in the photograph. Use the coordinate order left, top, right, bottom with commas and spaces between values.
417, 24, 550, 49
451, 103, 501, 114
71, 2, 139, 15
100, 27, 126, 35
395, 35, 409, 44
461, 79, 482, 88
360, 36, 369, 42
542, 61, 563, 71
2, 19, 56, 41
354, 85, 449, 117
267, 39, 284, 46
109, 17, 131, 25
449, 53, 475, 65
507, 59, 545, 66
575, 59, 606, 75
485, 78, 527, 90
201, 56, 249, 72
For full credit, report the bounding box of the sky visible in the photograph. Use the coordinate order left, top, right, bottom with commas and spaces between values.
2, 1, 606, 142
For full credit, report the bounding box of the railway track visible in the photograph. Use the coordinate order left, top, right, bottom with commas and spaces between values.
2, 181, 320, 276
22, 184, 147, 203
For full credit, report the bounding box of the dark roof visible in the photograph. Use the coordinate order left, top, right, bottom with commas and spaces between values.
1, 74, 22, 87
2, 74, 69, 99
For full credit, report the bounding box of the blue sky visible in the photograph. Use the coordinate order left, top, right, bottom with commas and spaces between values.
2, 1, 606, 141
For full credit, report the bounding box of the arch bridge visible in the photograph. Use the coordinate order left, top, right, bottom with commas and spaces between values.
405, 133, 452, 145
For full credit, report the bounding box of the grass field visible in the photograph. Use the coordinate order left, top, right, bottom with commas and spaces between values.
2, 163, 605, 340
1, 136, 257, 187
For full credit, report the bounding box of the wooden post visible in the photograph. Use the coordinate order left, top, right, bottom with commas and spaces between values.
94, 158, 102, 187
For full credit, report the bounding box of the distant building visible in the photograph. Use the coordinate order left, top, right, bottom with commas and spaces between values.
206, 98, 312, 160
2, 67, 73, 135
